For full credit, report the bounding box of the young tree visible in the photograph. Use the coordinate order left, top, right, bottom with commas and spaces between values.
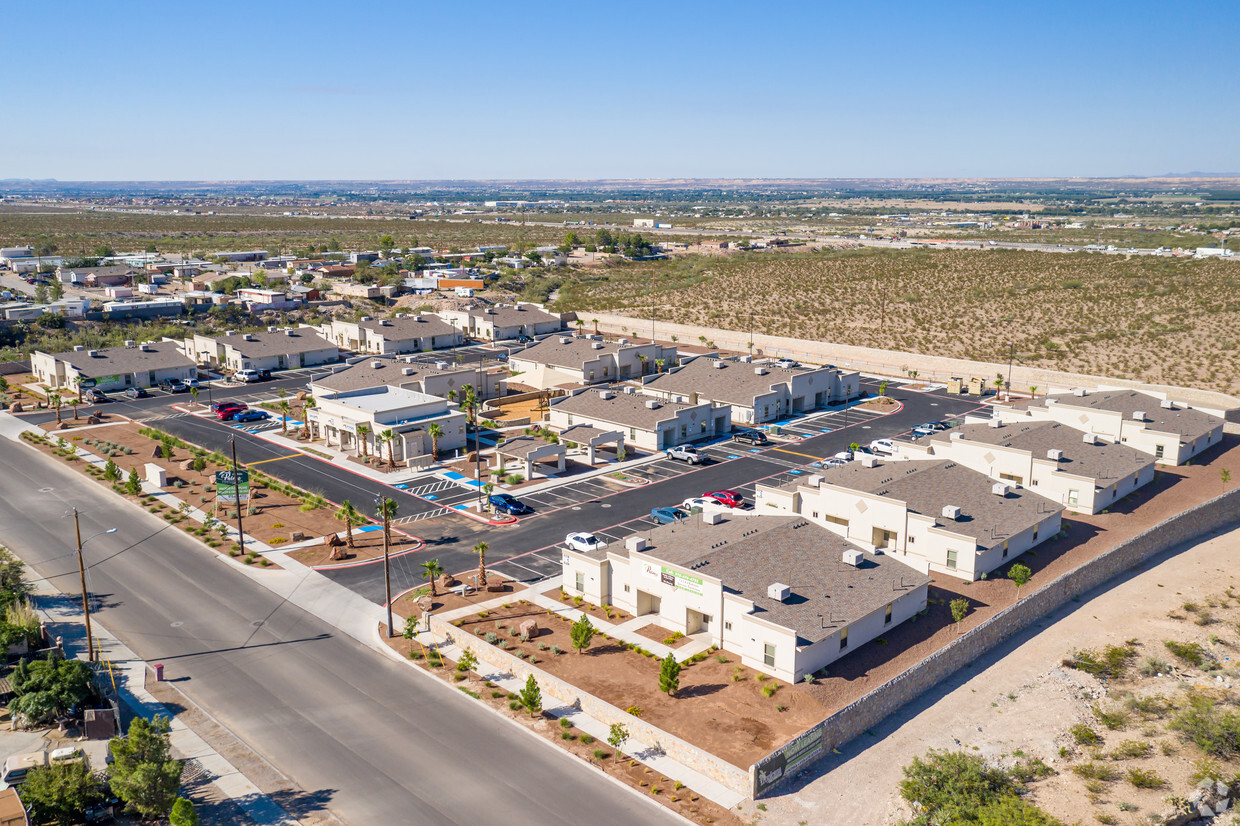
21, 761, 104, 826
1029, 385, 1038, 399
355, 424, 371, 457
336, 500, 363, 548
125, 467, 142, 495
637, 354, 648, 375
109, 715, 184, 819
879, 380, 889, 397
457, 648, 478, 674
103, 458, 121, 482
570, 613, 596, 655
301, 397, 316, 439
950, 598, 970, 630
659, 652, 681, 697
518, 673, 542, 716
170, 797, 200, 826
421, 558, 444, 597
277, 398, 291, 435
381, 428, 397, 469
10, 653, 94, 727
1008, 563, 1032, 593
49, 392, 62, 424
607, 722, 629, 762
428, 422, 444, 460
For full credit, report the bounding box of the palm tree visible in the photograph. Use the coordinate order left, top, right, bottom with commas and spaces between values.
48, 392, 62, 424
356, 424, 371, 457
637, 354, 648, 375
592, 318, 599, 336
190, 387, 199, 408
575, 319, 585, 336
421, 559, 444, 597
655, 358, 665, 374
381, 428, 397, 469
475, 541, 489, 590
428, 422, 444, 460
1029, 385, 1038, 399
337, 500, 362, 548
301, 397, 316, 439
278, 398, 291, 435
376, 498, 399, 546
71, 376, 84, 404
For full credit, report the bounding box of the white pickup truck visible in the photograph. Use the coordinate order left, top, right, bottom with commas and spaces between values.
664, 445, 703, 465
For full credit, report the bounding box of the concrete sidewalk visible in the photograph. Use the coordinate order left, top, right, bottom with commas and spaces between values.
27, 575, 300, 826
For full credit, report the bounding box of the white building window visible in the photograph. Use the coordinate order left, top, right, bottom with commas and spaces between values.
839, 627, 848, 650
884, 603, 892, 624
1154, 444, 1165, 459
1002, 539, 1009, 558
724, 621, 732, 631
623, 584, 630, 593
574, 572, 584, 592
946, 550, 958, 569
763, 643, 776, 666
1067, 490, 1079, 506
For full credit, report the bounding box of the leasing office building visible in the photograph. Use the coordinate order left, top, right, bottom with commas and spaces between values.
561, 513, 930, 682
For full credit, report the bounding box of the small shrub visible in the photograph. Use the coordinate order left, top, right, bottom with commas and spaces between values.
715, 653, 728, 663
509, 700, 521, 711
761, 684, 778, 698
580, 734, 594, 745
776, 703, 787, 712
593, 748, 607, 760
626, 706, 643, 717
1164, 640, 1207, 667
1110, 740, 1152, 759
484, 633, 499, 644
458, 687, 480, 699
1137, 656, 1171, 677
550, 645, 563, 655
491, 690, 505, 699
1093, 705, 1129, 730
1071, 724, 1100, 746
560, 718, 572, 729
1125, 767, 1163, 789
1072, 761, 1119, 782
1064, 643, 1136, 680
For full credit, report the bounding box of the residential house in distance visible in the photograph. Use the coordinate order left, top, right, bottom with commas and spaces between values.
642, 356, 859, 425
900, 419, 1156, 514
549, 387, 730, 450
309, 386, 467, 464
991, 388, 1224, 466
560, 513, 930, 682
55, 264, 136, 288
325, 313, 463, 355
755, 458, 1063, 581
439, 303, 564, 341
329, 282, 383, 300
31, 341, 197, 393
235, 287, 299, 312
185, 327, 339, 373
507, 335, 676, 391
308, 355, 504, 401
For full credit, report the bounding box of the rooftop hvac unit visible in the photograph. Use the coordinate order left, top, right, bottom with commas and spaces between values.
1082, 433, 1098, 445
942, 505, 962, 520
414, 315, 424, 322
284, 328, 295, 336
841, 550, 863, 567
124, 339, 135, 347
645, 399, 660, 409
268, 326, 277, 333
1072, 387, 1088, 397
950, 431, 963, 439
559, 336, 572, 344
243, 334, 255, 341
395, 312, 406, 319
702, 511, 722, 525
987, 418, 1003, 428
599, 390, 615, 400
618, 338, 628, 345
625, 536, 648, 553
434, 361, 448, 370
739, 354, 752, 363
401, 367, 415, 376
591, 341, 604, 349
380, 319, 391, 326
860, 455, 878, 467
359, 316, 371, 323
225, 330, 236, 336
625, 385, 636, 394
88, 349, 99, 357
484, 308, 495, 314
73, 345, 85, 351
1047, 449, 1064, 461
138, 343, 151, 352
1132, 410, 1146, 421
1160, 399, 1176, 409
806, 474, 823, 488
371, 360, 383, 369
713, 360, 727, 369
991, 482, 1010, 496
754, 367, 768, 375
767, 582, 791, 601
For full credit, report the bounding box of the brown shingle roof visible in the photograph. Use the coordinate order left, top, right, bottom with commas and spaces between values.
513, 337, 641, 370
47, 342, 193, 377
644, 356, 833, 407
552, 389, 710, 431
220, 330, 338, 359
466, 303, 560, 327
933, 421, 1153, 482
310, 357, 471, 394
630, 515, 929, 643
359, 314, 458, 341
1019, 389, 1222, 442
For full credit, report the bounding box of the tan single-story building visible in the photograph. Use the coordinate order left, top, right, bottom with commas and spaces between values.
549, 387, 730, 451
325, 313, 464, 354
507, 335, 676, 390
31, 341, 196, 393
309, 385, 467, 463
185, 328, 340, 373
308, 356, 504, 401
438, 303, 564, 341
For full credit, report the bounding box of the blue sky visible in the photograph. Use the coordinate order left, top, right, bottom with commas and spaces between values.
3, 1, 1237, 180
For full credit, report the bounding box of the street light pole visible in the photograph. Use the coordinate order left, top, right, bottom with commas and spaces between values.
72, 509, 115, 663
376, 497, 394, 637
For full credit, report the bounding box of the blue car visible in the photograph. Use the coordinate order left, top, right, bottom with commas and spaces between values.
650, 506, 687, 525
232, 409, 270, 423
489, 493, 531, 515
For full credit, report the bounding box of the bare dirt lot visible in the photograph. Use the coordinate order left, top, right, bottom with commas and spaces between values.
753, 518, 1240, 826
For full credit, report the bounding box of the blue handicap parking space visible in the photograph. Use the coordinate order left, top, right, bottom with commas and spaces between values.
394, 484, 409, 490
789, 469, 803, 475
357, 525, 382, 533
727, 455, 742, 460
443, 471, 466, 481
453, 504, 469, 510
749, 449, 763, 454
424, 495, 437, 500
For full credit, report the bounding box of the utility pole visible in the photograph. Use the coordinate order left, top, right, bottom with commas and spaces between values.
651, 269, 656, 346
230, 436, 246, 552
1006, 343, 1015, 402
73, 509, 95, 663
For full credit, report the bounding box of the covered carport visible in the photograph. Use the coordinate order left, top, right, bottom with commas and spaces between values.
493, 436, 566, 480
558, 424, 625, 465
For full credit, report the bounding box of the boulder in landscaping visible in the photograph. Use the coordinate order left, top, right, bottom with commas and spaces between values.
324, 533, 345, 547
417, 596, 433, 611
8, 402, 21, 413
519, 619, 540, 639
438, 573, 457, 590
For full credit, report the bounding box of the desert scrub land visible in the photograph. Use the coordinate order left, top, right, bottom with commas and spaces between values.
558, 247, 1240, 394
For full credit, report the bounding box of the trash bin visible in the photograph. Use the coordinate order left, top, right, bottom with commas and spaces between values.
153, 663, 164, 682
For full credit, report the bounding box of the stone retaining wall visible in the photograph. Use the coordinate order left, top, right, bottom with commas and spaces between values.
583, 312, 1240, 415
427, 614, 752, 798
752, 485, 1240, 798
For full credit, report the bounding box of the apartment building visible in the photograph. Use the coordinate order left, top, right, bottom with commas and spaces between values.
31, 341, 196, 392
308, 356, 504, 401
507, 336, 676, 391
438, 303, 564, 341
549, 387, 730, 451
186, 328, 339, 373
326, 313, 464, 355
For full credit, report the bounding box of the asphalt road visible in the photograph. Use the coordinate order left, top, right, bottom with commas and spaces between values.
0, 437, 676, 826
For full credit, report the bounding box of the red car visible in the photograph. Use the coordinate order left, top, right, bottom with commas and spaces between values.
216, 405, 247, 421
704, 490, 744, 508
211, 401, 247, 414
